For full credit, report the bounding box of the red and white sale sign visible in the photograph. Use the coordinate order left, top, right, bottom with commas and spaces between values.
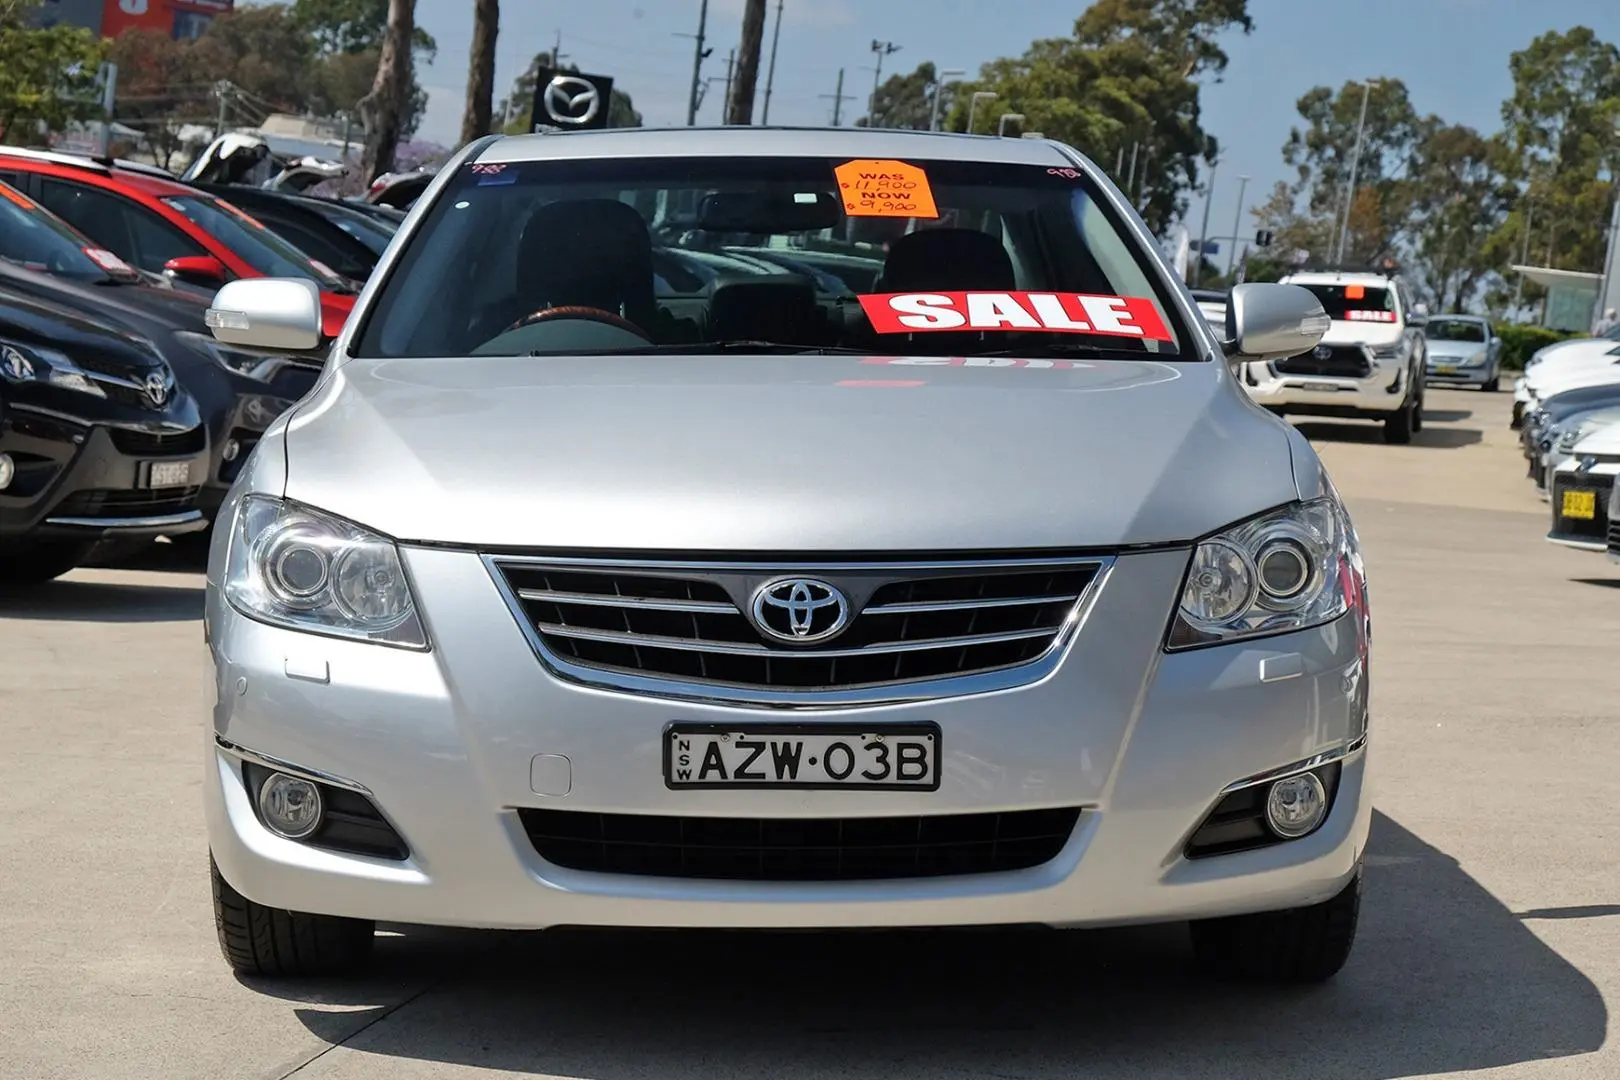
1344, 310, 1396, 322
859, 291, 1173, 341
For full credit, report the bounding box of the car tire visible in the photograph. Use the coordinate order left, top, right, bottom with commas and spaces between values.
1383, 398, 1414, 444
1483, 375, 1499, 393
0, 539, 97, 587
211, 855, 375, 977
1410, 388, 1424, 433
1189, 869, 1361, 984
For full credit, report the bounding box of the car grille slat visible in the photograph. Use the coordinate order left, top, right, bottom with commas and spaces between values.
518, 807, 1083, 881
489, 557, 1106, 697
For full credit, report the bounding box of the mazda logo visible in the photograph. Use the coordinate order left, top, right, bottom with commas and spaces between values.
749, 578, 850, 644
543, 75, 602, 125
143, 368, 173, 408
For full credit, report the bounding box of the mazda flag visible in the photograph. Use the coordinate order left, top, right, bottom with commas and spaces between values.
531, 70, 616, 131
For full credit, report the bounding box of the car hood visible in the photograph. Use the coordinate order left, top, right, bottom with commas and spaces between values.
1573, 417, 1620, 456
1319, 319, 1402, 347
1527, 359, 1620, 396
1425, 339, 1488, 360
280, 353, 1300, 551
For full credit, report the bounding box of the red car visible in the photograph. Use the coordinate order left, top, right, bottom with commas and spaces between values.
0, 148, 356, 338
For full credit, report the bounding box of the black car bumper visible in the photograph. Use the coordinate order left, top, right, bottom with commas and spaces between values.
0, 407, 211, 541
1548, 471, 1615, 551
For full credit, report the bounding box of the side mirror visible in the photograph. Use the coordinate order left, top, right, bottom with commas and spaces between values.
205, 277, 323, 351
1408, 302, 1430, 328
163, 254, 228, 286
1224, 283, 1330, 361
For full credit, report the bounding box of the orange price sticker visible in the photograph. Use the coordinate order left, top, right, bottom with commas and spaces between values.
833, 159, 939, 219
1344, 284, 1365, 300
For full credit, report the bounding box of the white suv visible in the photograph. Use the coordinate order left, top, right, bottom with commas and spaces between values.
1240, 269, 1428, 444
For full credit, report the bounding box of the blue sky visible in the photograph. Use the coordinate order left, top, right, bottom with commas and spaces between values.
360, 0, 1614, 231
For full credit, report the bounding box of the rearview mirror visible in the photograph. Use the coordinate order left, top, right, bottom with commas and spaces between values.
164, 254, 228, 286
697, 191, 842, 234
205, 277, 322, 351
1224, 283, 1330, 361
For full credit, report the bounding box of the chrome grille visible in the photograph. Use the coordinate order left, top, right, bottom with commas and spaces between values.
487, 556, 1109, 704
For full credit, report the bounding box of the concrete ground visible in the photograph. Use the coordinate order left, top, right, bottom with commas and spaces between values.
3, 387, 1616, 1079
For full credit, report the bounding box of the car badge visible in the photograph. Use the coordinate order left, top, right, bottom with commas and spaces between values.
542, 75, 602, 126
143, 368, 174, 408
1312, 344, 1333, 360
749, 578, 851, 645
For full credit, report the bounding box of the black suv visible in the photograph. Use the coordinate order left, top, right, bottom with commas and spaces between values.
0, 181, 325, 534
0, 277, 210, 584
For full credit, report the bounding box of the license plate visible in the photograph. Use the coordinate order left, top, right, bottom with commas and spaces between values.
664, 724, 941, 790
1562, 489, 1597, 520
1434, 364, 1457, 375
146, 460, 190, 488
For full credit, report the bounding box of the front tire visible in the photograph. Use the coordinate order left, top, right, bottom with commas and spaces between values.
211, 856, 375, 977
0, 539, 97, 587
1190, 870, 1362, 983
1483, 374, 1500, 393
1383, 398, 1414, 444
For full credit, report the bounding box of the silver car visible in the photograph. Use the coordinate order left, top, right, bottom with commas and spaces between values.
201, 128, 1371, 985
1423, 314, 1501, 391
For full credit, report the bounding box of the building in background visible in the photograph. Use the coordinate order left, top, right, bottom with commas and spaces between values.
31, 0, 233, 39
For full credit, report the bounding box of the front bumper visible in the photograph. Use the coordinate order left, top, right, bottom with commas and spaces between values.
0, 407, 210, 541
1242, 361, 1407, 416
1547, 463, 1617, 552
206, 545, 1372, 931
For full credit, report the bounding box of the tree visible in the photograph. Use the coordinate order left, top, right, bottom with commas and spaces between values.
358, 0, 414, 183
293, 0, 434, 141
0, 0, 107, 145
726, 0, 767, 124
498, 57, 642, 133
107, 29, 203, 168
856, 62, 949, 130
1496, 27, 1620, 273
1405, 122, 1512, 310
187, 4, 316, 114
948, 0, 1252, 234
458, 0, 498, 146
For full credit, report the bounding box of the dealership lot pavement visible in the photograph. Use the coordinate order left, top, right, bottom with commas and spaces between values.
3, 387, 1617, 1080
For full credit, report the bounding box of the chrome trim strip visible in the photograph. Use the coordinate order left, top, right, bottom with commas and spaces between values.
213, 735, 374, 796
518, 588, 738, 614
864, 593, 1079, 614
44, 510, 204, 529
1219, 733, 1368, 795
482, 554, 1116, 710
533, 622, 1057, 658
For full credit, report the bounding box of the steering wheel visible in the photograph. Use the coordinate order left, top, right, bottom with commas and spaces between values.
505, 305, 652, 341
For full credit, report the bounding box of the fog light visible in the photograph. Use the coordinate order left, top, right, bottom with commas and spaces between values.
221, 439, 240, 462
257, 772, 324, 840
1265, 772, 1327, 838
0, 452, 13, 491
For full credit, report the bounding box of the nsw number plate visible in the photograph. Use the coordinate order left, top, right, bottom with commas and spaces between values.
664, 724, 940, 790
146, 460, 190, 488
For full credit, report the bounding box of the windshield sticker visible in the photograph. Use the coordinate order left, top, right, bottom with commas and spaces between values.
1344, 284, 1366, 300
1344, 310, 1396, 323
0, 184, 35, 210
834, 159, 939, 219
83, 247, 134, 274
859, 291, 1172, 341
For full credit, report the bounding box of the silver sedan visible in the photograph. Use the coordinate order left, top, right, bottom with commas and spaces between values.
200, 128, 1370, 985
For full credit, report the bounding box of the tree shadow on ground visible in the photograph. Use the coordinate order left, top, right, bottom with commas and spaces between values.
257, 812, 1602, 1078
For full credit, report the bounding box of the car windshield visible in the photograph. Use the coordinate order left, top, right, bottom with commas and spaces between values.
315, 204, 396, 254
356, 155, 1187, 360
0, 183, 134, 283
160, 194, 345, 287
1294, 283, 1397, 323
1425, 318, 1486, 342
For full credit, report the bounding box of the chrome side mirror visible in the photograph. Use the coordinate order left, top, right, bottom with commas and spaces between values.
205, 277, 323, 351
1224, 283, 1330, 361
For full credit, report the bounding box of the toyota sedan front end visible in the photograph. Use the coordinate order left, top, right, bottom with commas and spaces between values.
202, 128, 1371, 986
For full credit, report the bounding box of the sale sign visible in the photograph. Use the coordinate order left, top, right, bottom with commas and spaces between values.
858, 291, 1173, 342
1344, 310, 1397, 322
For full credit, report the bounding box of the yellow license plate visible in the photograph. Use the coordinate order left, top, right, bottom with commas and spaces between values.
1561, 489, 1597, 520
1434, 364, 1457, 375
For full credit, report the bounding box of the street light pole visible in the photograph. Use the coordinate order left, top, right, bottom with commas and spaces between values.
966, 91, 996, 134
1193, 158, 1217, 289
1336, 78, 1379, 265
1226, 174, 1250, 278
929, 67, 965, 132
998, 113, 1024, 137
867, 40, 899, 127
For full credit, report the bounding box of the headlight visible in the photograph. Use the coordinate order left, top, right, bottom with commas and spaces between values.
1557, 426, 1585, 453
224, 494, 427, 649
1369, 344, 1404, 362
176, 330, 292, 382
0, 340, 106, 397
1167, 498, 1355, 650
1464, 350, 1487, 366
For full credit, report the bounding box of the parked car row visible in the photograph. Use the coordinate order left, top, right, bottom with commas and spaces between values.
1512, 325, 1620, 558
0, 141, 391, 584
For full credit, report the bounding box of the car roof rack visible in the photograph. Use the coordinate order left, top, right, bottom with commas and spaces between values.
0, 145, 176, 179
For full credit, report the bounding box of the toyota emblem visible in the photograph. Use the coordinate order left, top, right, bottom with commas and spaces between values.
143, 368, 174, 408
1312, 344, 1333, 360
543, 75, 602, 126
749, 578, 851, 644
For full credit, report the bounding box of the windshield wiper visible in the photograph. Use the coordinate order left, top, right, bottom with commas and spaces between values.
528, 340, 875, 357
970, 343, 1182, 362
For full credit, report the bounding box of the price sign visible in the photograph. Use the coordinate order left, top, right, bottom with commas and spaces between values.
834, 159, 939, 219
